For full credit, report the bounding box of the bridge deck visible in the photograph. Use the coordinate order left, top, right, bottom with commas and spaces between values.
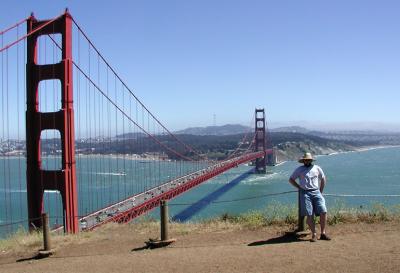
78, 151, 267, 231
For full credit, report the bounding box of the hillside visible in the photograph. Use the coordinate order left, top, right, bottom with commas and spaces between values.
30, 124, 400, 161
37, 131, 374, 161
168, 131, 373, 160
270, 132, 355, 161
174, 124, 251, 136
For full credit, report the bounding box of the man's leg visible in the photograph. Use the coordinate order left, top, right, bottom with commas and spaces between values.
301, 191, 317, 241
319, 212, 331, 240
307, 215, 316, 241
313, 192, 331, 240
320, 212, 327, 234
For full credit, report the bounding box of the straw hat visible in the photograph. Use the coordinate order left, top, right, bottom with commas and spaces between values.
298, 152, 315, 163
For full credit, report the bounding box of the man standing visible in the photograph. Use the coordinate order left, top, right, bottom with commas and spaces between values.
289, 152, 331, 242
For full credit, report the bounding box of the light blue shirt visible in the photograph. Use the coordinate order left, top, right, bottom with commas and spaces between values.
290, 164, 326, 190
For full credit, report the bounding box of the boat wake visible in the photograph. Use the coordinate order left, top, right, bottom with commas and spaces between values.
44, 190, 60, 193
0, 188, 27, 193
80, 171, 127, 176
240, 172, 288, 185
97, 172, 127, 176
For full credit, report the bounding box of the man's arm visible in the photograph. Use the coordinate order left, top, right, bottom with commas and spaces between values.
289, 178, 301, 190
320, 177, 326, 193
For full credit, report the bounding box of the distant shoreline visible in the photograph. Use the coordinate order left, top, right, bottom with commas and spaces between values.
276, 144, 400, 164
354, 144, 400, 152
1, 145, 399, 161
319, 144, 400, 158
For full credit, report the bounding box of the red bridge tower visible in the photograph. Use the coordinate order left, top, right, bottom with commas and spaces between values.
26, 11, 78, 233
255, 108, 267, 173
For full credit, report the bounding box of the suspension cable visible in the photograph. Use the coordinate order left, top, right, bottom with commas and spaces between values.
72, 61, 195, 161
70, 18, 207, 161
46, 34, 205, 163
0, 17, 28, 36
226, 113, 256, 159
0, 13, 64, 53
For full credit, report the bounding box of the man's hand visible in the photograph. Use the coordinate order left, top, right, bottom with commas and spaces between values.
289, 178, 301, 190
320, 178, 326, 193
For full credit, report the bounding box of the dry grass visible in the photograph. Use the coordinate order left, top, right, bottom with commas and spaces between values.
1, 203, 400, 254
0, 225, 98, 254
0, 228, 43, 254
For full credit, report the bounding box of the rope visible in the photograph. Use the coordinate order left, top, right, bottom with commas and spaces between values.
324, 193, 400, 197
169, 192, 400, 206
0, 215, 86, 229
0, 216, 41, 228
1, 191, 400, 229
169, 190, 297, 206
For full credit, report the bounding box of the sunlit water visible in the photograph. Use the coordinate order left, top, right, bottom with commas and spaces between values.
1, 146, 399, 237
166, 146, 400, 222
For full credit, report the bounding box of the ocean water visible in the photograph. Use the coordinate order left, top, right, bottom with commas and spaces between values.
1, 146, 400, 237
0, 156, 208, 237
165, 146, 400, 221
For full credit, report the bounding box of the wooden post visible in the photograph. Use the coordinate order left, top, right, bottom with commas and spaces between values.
160, 200, 168, 241
42, 213, 51, 251
39, 213, 54, 257
298, 190, 306, 232
145, 200, 176, 248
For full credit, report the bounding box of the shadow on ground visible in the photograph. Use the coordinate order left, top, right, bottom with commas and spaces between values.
16, 253, 47, 262
248, 232, 307, 246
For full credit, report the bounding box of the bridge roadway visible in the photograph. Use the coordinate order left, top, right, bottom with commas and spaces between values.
79, 151, 267, 231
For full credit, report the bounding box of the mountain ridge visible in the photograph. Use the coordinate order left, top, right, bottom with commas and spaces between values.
174, 124, 252, 136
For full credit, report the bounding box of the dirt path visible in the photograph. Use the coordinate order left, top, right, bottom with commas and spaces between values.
1, 222, 400, 273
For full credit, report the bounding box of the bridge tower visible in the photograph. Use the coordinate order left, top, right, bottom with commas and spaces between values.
255, 108, 266, 173
26, 11, 78, 233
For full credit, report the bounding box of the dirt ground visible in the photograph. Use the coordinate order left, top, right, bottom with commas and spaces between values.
1, 221, 400, 273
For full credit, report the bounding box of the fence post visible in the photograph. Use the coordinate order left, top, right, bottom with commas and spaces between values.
298, 190, 306, 232
39, 213, 54, 257
160, 200, 168, 241
145, 200, 176, 248
42, 213, 51, 251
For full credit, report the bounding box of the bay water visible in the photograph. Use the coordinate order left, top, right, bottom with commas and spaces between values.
168, 146, 400, 221
1, 146, 399, 237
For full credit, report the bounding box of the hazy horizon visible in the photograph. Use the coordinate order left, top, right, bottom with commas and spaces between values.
174, 120, 400, 133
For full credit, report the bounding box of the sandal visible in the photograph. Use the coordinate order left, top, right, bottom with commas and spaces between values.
320, 234, 331, 241
310, 233, 317, 242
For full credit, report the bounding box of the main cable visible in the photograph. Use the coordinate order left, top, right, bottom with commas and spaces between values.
0, 17, 28, 36
45, 34, 197, 163
70, 18, 207, 161
0, 13, 64, 53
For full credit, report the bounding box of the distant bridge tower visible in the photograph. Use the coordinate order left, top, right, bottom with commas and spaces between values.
255, 108, 266, 173
26, 11, 78, 233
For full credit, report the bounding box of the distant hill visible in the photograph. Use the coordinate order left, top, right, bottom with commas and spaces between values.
269, 126, 311, 134
175, 124, 252, 136
270, 126, 400, 146
115, 132, 146, 139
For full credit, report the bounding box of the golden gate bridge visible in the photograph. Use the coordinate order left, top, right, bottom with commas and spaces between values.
0, 10, 274, 235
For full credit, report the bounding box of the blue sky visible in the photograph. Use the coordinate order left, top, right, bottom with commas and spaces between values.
2, 0, 400, 131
